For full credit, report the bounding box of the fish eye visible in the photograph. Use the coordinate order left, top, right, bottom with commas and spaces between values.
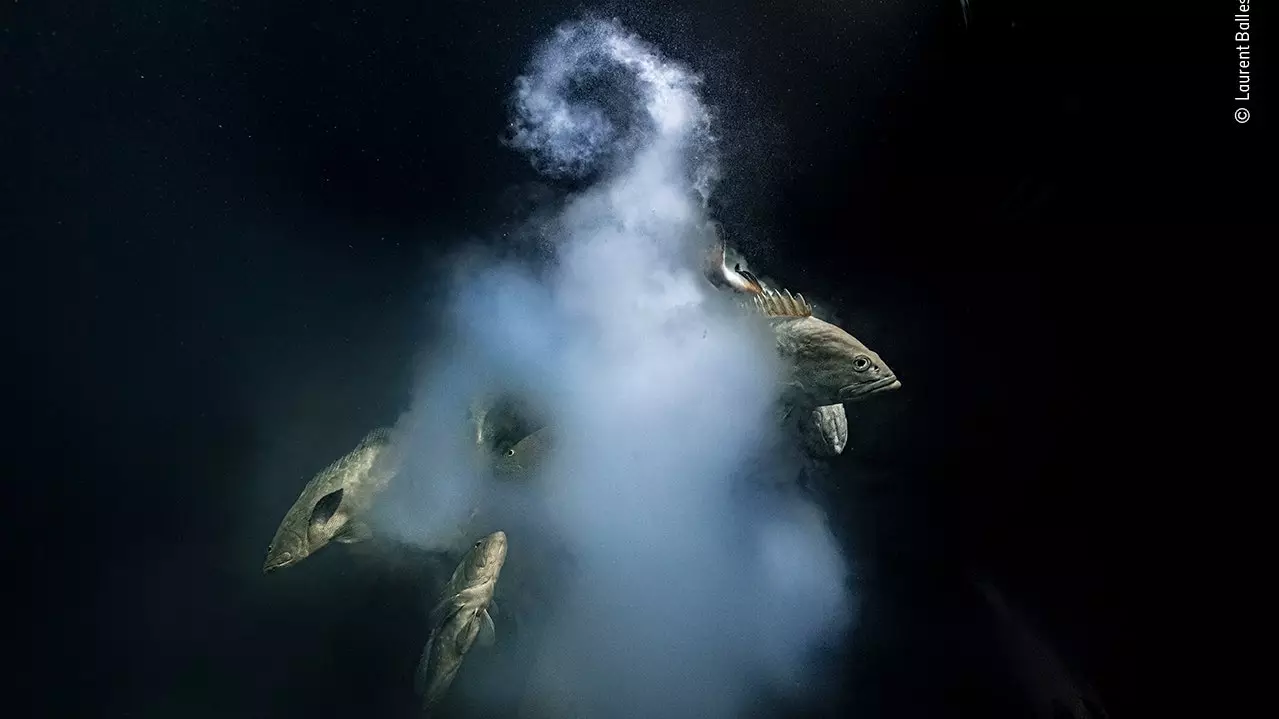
852, 355, 871, 372
505, 448, 515, 457
474, 540, 483, 548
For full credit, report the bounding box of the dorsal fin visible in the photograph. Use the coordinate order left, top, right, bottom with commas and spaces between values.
311, 427, 393, 479
359, 427, 394, 448
752, 288, 813, 318
316, 453, 349, 479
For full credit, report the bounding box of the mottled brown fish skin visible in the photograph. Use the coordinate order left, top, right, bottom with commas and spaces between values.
415, 531, 509, 712
262, 427, 395, 573
770, 313, 901, 409
699, 243, 902, 412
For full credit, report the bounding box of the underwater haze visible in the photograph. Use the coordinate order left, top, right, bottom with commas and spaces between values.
368, 18, 854, 718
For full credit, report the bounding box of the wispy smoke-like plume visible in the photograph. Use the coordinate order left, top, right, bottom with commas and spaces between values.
372, 16, 854, 718
506, 17, 720, 204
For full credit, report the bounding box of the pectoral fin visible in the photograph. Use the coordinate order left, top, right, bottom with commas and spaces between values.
335, 519, 373, 544
477, 609, 496, 647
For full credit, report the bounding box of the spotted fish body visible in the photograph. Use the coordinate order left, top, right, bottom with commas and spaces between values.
749, 287, 901, 409
415, 531, 509, 713
262, 427, 396, 573
702, 235, 898, 456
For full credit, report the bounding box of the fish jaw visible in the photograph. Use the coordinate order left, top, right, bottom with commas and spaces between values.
774, 316, 901, 406
463, 531, 508, 584
262, 527, 307, 573
262, 482, 351, 574
838, 375, 902, 402
262, 550, 299, 574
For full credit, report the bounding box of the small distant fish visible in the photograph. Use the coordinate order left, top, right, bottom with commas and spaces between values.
493, 426, 553, 480
262, 428, 396, 573
415, 531, 509, 713
800, 403, 849, 457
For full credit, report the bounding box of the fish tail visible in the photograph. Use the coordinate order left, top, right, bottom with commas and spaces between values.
737, 267, 765, 295
702, 224, 765, 296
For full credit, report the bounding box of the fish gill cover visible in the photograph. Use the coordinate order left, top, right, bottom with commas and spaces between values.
369, 16, 854, 718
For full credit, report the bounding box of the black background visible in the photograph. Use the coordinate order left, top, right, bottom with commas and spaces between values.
6, 0, 1260, 717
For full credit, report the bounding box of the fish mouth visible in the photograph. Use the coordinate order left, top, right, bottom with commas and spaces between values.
262, 552, 295, 574
839, 375, 902, 401
486, 531, 509, 556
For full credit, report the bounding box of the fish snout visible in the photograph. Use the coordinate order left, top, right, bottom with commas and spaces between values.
262, 550, 296, 574
469, 530, 508, 566
485, 531, 509, 563
838, 374, 902, 402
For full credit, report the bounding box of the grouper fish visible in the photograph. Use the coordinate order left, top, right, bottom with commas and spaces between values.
262, 427, 397, 573
753, 286, 901, 408
415, 530, 509, 713
704, 236, 901, 416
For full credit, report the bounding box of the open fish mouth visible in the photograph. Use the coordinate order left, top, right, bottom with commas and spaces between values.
840, 375, 902, 401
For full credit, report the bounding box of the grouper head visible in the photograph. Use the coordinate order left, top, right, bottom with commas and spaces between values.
752, 289, 901, 409
698, 235, 901, 409
470, 392, 547, 470
262, 485, 348, 573
461, 530, 508, 585
262, 526, 307, 573
792, 314, 901, 405
493, 427, 552, 480
262, 428, 391, 574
